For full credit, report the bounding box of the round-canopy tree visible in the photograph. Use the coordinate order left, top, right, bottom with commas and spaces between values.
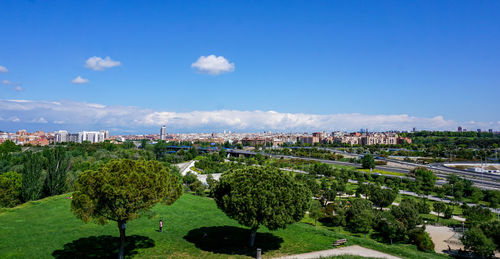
361, 154, 375, 169
71, 159, 183, 259
213, 166, 311, 247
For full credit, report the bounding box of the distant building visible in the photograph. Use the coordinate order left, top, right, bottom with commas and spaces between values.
458, 126, 462, 132
160, 125, 167, 140
78, 131, 105, 143
489, 129, 493, 133
54, 130, 69, 143
477, 129, 482, 133
100, 130, 110, 139
412, 127, 417, 133
299, 136, 319, 145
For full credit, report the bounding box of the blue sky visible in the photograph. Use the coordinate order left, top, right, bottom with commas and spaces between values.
1, 0, 499, 133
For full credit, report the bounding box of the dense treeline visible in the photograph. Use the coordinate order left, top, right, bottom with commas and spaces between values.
0, 140, 188, 208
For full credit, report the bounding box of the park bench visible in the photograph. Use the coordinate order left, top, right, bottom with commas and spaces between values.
333, 238, 347, 247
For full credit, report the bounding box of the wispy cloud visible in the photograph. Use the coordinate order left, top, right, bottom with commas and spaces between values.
71, 76, 89, 84
1, 79, 23, 91
85, 56, 121, 71
0, 66, 8, 73
191, 55, 235, 75
0, 99, 496, 132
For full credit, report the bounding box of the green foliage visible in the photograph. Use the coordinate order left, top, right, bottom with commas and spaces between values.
433, 202, 446, 223
21, 151, 45, 202
42, 146, 70, 196
0, 140, 21, 154
0, 171, 22, 207
361, 154, 375, 169
346, 198, 374, 234
461, 227, 496, 258
206, 174, 216, 189
0, 194, 451, 259
369, 186, 397, 209
463, 205, 493, 226
183, 172, 198, 186
412, 167, 436, 194
194, 156, 245, 174
443, 205, 453, 219
374, 211, 406, 244
391, 198, 422, 232
309, 200, 323, 227
416, 199, 431, 214
213, 166, 311, 241
409, 228, 434, 252
188, 179, 206, 196
71, 159, 183, 224
480, 221, 500, 251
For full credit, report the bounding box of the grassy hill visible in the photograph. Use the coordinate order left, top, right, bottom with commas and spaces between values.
0, 194, 450, 259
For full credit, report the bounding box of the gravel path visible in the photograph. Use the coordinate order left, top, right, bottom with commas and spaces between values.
273, 245, 401, 259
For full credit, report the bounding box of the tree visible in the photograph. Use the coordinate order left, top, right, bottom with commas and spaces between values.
412, 167, 436, 195
481, 221, 500, 250
433, 202, 446, 223
409, 228, 435, 252
206, 174, 216, 190
463, 205, 493, 226
346, 198, 375, 235
392, 198, 422, 231
0, 171, 22, 207
213, 166, 311, 247
375, 212, 405, 244
71, 159, 182, 259
0, 140, 21, 154
461, 227, 496, 258
43, 146, 70, 196
369, 187, 397, 210
21, 151, 45, 202
309, 200, 323, 227
361, 154, 375, 169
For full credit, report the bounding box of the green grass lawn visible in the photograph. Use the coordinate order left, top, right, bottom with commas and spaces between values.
359, 169, 406, 177
0, 194, 450, 259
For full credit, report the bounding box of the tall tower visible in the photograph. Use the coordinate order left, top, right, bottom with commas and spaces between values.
160, 125, 166, 140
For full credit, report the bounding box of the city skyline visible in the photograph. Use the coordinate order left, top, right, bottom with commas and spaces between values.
1, 1, 500, 133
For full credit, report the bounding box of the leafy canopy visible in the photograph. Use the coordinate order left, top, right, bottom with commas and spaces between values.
71, 159, 182, 224
213, 166, 311, 230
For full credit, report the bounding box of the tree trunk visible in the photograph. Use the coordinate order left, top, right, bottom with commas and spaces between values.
249, 226, 258, 247
118, 220, 126, 259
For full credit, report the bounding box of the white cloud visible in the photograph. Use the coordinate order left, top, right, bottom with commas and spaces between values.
0, 99, 497, 132
71, 76, 89, 84
0, 66, 8, 73
14, 86, 24, 92
30, 117, 48, 123
191, 55, 235, 75
85, 56, 121, 71
9, 116, 20, 122
2, 80, 13, 85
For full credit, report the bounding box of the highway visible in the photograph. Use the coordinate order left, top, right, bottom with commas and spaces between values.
226, 148, 500, 190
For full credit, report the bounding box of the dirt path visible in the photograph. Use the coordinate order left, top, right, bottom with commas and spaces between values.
272, 245, 401, 259
425, 225, 463, 254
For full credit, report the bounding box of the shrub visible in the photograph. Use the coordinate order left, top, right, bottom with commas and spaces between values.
0, 171, 22, 207
409, 228, 434, 252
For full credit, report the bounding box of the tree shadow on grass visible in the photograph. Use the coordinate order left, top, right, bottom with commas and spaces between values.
184, 226, 283, 257
52, 235, 155, 259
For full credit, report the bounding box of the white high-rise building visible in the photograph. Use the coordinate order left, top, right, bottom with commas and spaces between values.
78, 131, 105, 143
160, 125, 167, 140
100, 130, 110, 139
55, 130, 68, 143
